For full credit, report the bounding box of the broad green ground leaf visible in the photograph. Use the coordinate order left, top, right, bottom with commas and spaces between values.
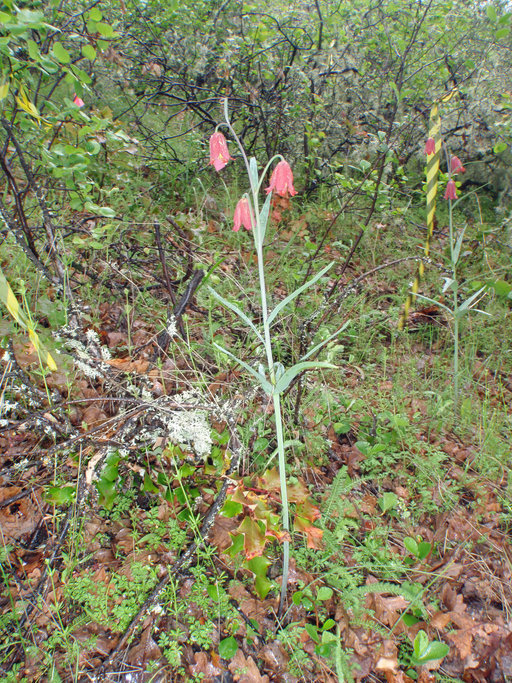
247, 555, 272, 599
219, 636, 238, 659
404, 537, 419, 556
46, 486, 75, 505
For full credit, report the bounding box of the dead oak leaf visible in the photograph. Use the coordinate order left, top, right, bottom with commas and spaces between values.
189, 651, 223, 681
126, 625, 162, 666
228, 649, 270, 682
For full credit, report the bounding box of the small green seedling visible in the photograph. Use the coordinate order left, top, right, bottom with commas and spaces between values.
411, 629, 449, 666
404, 536, 432, 563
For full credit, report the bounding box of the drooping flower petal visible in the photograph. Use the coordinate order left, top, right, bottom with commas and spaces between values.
233, 197, 253, 232
73, 94, 85, 107
444, 179, 458, 200
265, 159, 297, 198
209, 132, 233, 172
450, 156, 466, 174
424, 137, 436, 155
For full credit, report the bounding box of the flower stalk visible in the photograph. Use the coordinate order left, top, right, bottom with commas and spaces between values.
208, 99, 335, 614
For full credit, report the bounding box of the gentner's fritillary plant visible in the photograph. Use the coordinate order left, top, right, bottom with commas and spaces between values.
417, 130, 489, 416
208, 99, 339, 612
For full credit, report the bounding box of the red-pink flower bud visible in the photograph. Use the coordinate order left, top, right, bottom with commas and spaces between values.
444, 179, 458, 200
265, 160, 297, 198
233, 197, 253, 232
209, 132, 233, 172
73, 94, 85, 107
450, 156, 465, 174
424, 137, 436, 155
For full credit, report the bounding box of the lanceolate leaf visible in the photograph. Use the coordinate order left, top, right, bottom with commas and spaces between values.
413, 293, 452, 314
208, 286, 264, 343
452, 225, 467, 265
213, 342, 273, 394
249, 157, 259, 189
457, 285, 487, 313
258, 192, 272, 245
300, 320, 351, 361
273, 361, 336, 394
267, 261, 335, 326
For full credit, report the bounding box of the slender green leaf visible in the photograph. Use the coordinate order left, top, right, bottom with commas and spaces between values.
267, 262, 334, 326
273, 361, 336, 394
413, 293, 452, 314
452, 225, 467, 265
208, 286, 264, 343
300, 320, 351, 361
213, 342, 273, 394
258, 192, 272, 245
249, 157, 259, 188
457, 286, 487, 313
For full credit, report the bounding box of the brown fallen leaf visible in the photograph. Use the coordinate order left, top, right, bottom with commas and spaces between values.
104, 357, 149, 374
228, 649, 270, 682
126, 625, 162, 666
189, 651, 223, 681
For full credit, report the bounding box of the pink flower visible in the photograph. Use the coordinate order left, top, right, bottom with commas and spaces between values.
450, 156, 465, 174
233, 197, 253, 232
73, 94, 85, 107
444, 179, 458, 200
209, 132, 233, 172
265, 160, 297, 197
424, 137, 436, 155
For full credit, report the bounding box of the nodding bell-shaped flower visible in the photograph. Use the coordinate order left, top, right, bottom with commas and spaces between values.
209, 132, 233, 172
73, 94, 85, 107
444, 179, 458, 200
233, 197, 253, 232
424, 137, 436, 155
265, 159, 297, 198
450, 156, 466, 174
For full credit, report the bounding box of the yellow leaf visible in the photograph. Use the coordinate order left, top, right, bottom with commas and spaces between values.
16, 87, 42, 123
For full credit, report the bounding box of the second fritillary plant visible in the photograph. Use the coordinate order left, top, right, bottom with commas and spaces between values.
207, 99, 342, 613
422, 141, 489, 415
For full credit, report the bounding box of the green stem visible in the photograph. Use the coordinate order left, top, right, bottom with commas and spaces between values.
273, 391, 290, 613
448, 197, 459, 416
254, 205, 289, 614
